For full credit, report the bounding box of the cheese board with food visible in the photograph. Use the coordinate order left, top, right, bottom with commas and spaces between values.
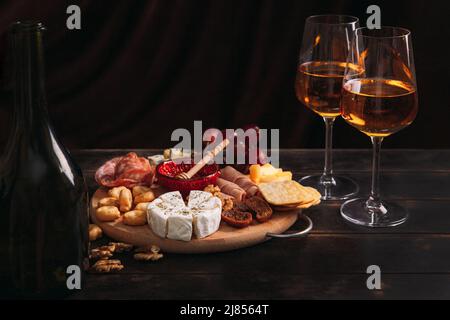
90, 148, 320, 254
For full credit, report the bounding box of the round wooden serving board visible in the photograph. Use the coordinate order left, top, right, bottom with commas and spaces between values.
90, 188, 299, 254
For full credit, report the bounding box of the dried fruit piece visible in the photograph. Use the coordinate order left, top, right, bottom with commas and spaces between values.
221, 209, 252, 228
244, 196, 273, 223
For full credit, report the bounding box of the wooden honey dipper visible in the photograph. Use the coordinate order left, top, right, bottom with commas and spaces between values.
176, 139, 230, 180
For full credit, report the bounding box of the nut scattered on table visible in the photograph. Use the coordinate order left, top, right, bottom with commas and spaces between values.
134, 252, 163, 261
109, 242, 134, 253
89, 247, 113, 260
91, 259, 124, 273
133, 245, 163, 262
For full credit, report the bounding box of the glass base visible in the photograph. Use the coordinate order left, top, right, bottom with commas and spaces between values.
299, 175, 359, 201
341, 198, 408, 227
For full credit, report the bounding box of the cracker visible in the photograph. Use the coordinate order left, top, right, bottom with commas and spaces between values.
259, 181, 316, 206
303, 187, 322, 201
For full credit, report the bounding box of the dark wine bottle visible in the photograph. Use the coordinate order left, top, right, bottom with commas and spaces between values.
0, 21, 89, 298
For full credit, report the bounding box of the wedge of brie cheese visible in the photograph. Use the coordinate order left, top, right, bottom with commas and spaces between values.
193, 196, 222, 239
147, 190, 222, 241
167, 209, 193, 242
188, 190, 213, 208
147, 198, 171, 238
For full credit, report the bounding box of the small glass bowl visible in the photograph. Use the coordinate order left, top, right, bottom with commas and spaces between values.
156, 160, 220, 196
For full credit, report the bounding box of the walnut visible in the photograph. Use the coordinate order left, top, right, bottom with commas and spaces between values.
134, 245, 163, 261
90, 259, 124, 273
134, 252, 163, 261
135, 245, 160, 254
89, 247, 113, 260
222, 197, 234, 211
89, 249, 112, 260
109, 242, 133, 253
204, 184, 221, 196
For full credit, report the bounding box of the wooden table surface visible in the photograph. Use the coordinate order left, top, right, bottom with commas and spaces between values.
71, 149, 450, 299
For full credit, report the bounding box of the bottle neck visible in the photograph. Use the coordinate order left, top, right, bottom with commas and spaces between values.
11, 22, 49, 133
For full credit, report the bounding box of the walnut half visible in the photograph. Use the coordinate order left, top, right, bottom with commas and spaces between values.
90, 259, 124, 273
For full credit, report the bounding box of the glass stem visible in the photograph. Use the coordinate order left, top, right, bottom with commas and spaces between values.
320, 117, 335, 186
367, 136, 383, 209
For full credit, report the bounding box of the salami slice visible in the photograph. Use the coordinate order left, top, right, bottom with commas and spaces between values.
95, 152, 154, 188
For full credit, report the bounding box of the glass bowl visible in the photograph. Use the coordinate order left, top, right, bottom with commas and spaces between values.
156, 160, 220, 196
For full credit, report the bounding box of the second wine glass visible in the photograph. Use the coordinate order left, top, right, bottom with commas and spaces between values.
295, 15, 360, 200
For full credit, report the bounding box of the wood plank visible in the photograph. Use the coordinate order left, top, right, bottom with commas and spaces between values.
72, 149, 450, 173
71, 273, 450, 299
72, 149, 450, 300
279, 149, 450, 173
304, 200, 450, 234
89, 234, 450, 275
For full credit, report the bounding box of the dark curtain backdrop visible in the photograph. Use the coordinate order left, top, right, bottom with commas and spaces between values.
0, 0, 448, 150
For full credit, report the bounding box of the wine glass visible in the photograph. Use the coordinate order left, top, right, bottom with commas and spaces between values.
340, 27, 418, 227
295, 15, 360, 200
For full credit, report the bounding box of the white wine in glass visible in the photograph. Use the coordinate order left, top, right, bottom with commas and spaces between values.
295, 15, 360, 200
340, 27, 419, 227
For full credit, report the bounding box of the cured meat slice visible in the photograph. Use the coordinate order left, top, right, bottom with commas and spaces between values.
220, 166, 259, 197
216, 178, 246, 201
95, 152, 154, 188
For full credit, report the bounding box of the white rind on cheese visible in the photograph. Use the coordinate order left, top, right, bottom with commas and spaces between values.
147, 190, 222, 241
193, 197, 222, 239
188, 190, 212, 209
159, 191, 185, 210
167, 209, 193, 242
147, 199, 170, 238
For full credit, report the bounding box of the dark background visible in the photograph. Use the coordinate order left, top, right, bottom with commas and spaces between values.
0, 0, 448, 150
